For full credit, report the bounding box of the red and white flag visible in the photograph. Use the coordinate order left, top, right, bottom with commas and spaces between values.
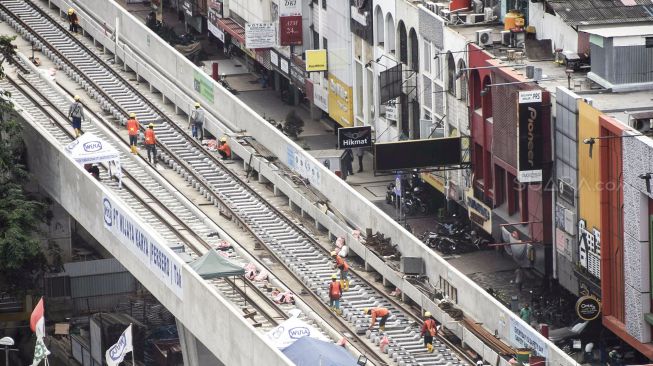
30, 297, 45, 339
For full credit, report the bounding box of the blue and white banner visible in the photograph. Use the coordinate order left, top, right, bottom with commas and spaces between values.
102, 195, 184, 299
105, 324, 133, 366
510, 317, 548, 357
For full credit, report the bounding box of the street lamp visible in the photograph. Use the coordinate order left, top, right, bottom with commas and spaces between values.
0, 336, 17, 366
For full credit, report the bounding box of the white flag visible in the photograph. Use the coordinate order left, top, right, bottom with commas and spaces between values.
105, 324, 133, 366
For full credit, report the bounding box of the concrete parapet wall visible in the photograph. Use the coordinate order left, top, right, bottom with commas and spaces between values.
18, 111, 293, 366
44, 0, 577, 364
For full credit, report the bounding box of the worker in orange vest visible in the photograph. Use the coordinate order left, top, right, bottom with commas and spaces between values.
126, 113, 139, 154
331, 251, 350, 290
328, 274, 343, 314
218, 136, 231, 159
363, 307, 390, 332
145, 123, 156, 163
420, 311, 438, 353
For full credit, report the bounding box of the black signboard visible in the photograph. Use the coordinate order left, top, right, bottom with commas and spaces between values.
374, 137, 462, 171
338, 126, 372, 149
558, 179, 575, 207
517, 90, 543, 183
576, 296, 601, 321
379, 64, 403, 104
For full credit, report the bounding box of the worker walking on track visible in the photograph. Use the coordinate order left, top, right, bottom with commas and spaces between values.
145, 123, 156, 163
328, 274, 343, 314
189, 102, 205, 140
67, 8, 79, 33
68, 95, 84, 138
364, 307, 390, 332
218, 137, 231, 159
126, 113, 139, 154
420, 311, 438, 353
331, 251, 350, 291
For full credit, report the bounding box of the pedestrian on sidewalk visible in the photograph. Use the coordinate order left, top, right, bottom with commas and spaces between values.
218, 137, 231, 159
420, 311, 438, 353
364, 307, 390, 332
68, 95, 85, 138
331, 251, 350, 290
189, 102, 205, 140
344, 148, 354, 176
145, 123, 157, 163
519, 304, 532, 325
514, 267, 523, 292
355, 147, 365, 172
328, 274, 343, 314
67, 8, 79, 33
126, 113, 139, 154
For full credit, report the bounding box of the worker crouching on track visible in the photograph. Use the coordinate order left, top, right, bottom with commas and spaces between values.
127, 113, 139, 154
420, 311, 438, 353
218, 137, 231, 159
331, 251, 350, 290
145, 123, 156, 163
328, 274, 343, 314
68, 95, 84, 137
67, 8, 79, 33
364, 307, 390, 332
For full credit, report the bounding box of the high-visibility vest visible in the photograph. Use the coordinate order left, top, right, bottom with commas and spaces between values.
218, 143, 231, 157
336, 255, 349, 271
145, 129, 156, 145
329, 281, 342, 299
127, 119, 139, 136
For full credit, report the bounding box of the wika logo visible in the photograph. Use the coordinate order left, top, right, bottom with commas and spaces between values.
109, 334, 127, 360
83, 141, 102, 152
288, 327, 310, 339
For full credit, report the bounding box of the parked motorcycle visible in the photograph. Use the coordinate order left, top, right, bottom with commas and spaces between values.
218, 78, 238, 95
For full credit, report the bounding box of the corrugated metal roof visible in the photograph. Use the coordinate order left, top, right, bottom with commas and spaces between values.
581, 24, 653, 37
64, 258, 127, 277
547, 0, 653, 26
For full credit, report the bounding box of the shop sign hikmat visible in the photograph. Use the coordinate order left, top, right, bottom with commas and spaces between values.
337, 126, 372, 149
517, 90, 543, 183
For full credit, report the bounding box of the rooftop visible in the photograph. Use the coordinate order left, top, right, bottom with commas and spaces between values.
546, 0, 653, 27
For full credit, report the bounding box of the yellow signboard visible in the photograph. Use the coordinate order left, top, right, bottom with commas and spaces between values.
328, 74, 353, 127
305, 50, 327, 72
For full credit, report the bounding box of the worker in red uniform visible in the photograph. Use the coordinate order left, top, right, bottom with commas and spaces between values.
331, 251, 350, 290
420, 311, 438, 353
363, 307, 390, 332
218, 136, 231, 159
67, 8, 79, 33
144, 123, 156, 163
126, 113, 139, 154
328, 274, 342, 314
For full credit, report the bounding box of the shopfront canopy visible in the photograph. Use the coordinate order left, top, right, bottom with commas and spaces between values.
189, 250, 245, 279
281, 336, 358, 366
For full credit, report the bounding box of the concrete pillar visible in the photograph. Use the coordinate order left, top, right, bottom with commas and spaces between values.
383, 277, 390, 287
162, 94, 167, 104
136, 73, 141, 83
258, 173, 268, 184
273, 185, 282, 197
176, 320, 200, 366
47, 202, 73, 262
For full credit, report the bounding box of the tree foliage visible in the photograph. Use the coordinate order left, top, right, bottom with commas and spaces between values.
0, 35, 47, 292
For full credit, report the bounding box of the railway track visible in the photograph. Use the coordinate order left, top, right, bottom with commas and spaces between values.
0, 1, 474, 365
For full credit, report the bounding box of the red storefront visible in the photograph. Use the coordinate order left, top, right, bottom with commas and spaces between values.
467, 43, 553, 275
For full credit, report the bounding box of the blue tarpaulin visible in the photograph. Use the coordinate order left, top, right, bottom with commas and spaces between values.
281, 336, 358, 366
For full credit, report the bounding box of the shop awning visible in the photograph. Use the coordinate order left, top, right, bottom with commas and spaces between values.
216, 18, 245, 44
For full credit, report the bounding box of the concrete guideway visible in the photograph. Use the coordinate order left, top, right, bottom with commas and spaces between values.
9, 0, 578, 365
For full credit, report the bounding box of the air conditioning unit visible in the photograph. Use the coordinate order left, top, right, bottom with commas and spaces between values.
425, 2, 436, 12
473, 0, 483, 13
484, 7, 495, 21
500, 30, 511, 46
440, 9, 451, 20
476, 29, 492, 46
466, 13, 485, 24
632, 118, 651, 133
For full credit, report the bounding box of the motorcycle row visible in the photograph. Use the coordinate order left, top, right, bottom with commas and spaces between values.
385, 173, 431, 216
419, 220, 490, 255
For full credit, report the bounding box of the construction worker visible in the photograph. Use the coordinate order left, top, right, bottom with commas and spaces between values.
218, 137, 231, 159
420, 311, 438, 353
67, 8, 79, 33
68, 95, 84, 137
328, 274, 342, 314
126, 113, 139, 154
331, 251, 350, 291
144, 123, 156, 163
189, 102, 205, 140
363, 307, 390, 332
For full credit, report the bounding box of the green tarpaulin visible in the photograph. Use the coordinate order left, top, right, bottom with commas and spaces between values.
190, 250, 245, 279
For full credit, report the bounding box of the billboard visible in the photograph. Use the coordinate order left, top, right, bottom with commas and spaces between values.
338, 126, 372, 149
328, 74, 353, 127
373, 137, 463, 171
379, 64, 402, 104
306, 50, 327, 71
517, 90, 543, 183
245, 23, 276, 49
279, 16, 303, 46
279, 0, 301, 16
